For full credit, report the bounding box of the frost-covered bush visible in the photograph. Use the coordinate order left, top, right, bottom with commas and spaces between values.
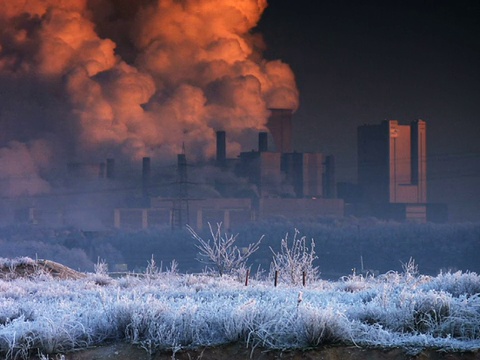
296, 305, 352, 347
270, 230, 319, 285
88, 258, 112, 286
422, 270, 480, 297
188, 223, 263, 277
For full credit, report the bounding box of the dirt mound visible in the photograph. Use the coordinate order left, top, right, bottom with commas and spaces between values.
0, 259, 86, 280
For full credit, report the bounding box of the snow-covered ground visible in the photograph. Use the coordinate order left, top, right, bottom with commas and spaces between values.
1, 257, 479, 359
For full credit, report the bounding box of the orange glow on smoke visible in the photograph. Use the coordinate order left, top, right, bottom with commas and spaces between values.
0, 0, 299, 196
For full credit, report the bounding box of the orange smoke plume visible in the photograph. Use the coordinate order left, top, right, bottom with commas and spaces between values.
0, 0, 299, 196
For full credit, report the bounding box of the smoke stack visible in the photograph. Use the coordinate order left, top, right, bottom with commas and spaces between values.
106, 158, 115, 179
258, 132, 268, 152
266, 108, 294, 153
216, 130, 226, 167
142, 157, 151, 198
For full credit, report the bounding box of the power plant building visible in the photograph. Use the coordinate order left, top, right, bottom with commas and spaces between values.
111, 109, 343, 230
15, 113, 449, 230
356, 119, 433, 222
238, 151, 282, 198
282, 152, 324, 198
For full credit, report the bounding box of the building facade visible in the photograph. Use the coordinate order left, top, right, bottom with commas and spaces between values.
357, 120, 428, 221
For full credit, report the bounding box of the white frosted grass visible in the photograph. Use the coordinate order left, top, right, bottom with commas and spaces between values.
1, 266, 480, 359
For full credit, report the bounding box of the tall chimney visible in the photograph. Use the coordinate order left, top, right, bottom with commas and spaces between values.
266, 108, 294, 153
106, 158, 115, 179
216, 130, 226, 166
258, 132, 268, 152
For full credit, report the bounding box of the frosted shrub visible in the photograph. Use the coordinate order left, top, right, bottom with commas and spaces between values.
144, 255, 160, 284
187, 223, 263, 277
270, 230, 319, 285
222, 298, 259, 343
401, 257, 419, 278
338, 272, 374, 293
166, 259, 179, 275
297, 305, 350, 347
145, 255, 159, 276
424, 271, 480, 297
251, 309, 298, 348
444, 294, 480, 339
93, 258, 108, 275
418, 291, 452, 333
89, 258, 111, 286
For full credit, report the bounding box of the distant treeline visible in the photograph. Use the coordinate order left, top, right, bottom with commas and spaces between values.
1, 217, 479, 279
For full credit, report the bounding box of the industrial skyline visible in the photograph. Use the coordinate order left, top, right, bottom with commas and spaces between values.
257, 1, 480, 222
0, 1, 479, 222
10, 112, 445, 229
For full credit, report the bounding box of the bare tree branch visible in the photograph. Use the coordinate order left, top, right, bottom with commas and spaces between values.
187, 223, 263, 277
270, 229, 319, 285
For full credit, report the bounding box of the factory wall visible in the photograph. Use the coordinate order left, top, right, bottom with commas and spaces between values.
282, 152, 325, 198
114, 197, 345, 230
258, 198, 344, 219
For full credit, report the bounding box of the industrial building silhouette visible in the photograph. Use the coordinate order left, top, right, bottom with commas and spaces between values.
356, 120, 428, 222
14, 111, 447, 229
115, 108, 343, 230
340, 119, 446, 223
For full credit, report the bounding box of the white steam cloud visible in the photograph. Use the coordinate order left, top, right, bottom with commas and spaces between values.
0, 0, 299, 197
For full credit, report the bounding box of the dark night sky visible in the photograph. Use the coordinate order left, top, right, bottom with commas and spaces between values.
257, 0, 480, 221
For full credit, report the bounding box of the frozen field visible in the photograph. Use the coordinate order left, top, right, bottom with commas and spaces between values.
0, 257, 479, 359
